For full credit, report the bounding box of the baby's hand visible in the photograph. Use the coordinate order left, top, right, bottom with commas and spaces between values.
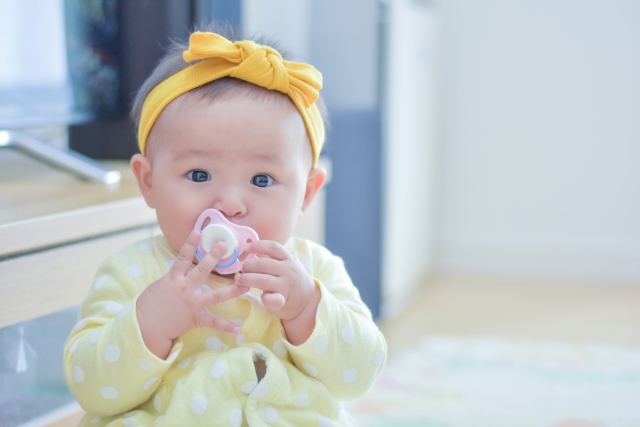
136, 230, 249, 359
237, 241, 318, 321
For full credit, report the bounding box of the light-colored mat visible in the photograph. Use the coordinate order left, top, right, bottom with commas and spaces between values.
346, 336, 640, 427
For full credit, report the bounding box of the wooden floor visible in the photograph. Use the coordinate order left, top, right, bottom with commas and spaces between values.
377, 274, 640, 356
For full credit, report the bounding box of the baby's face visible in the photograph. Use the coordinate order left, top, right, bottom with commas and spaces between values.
135, 94, 319, 255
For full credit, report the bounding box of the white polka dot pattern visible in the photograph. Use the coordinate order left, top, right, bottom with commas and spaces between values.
72, 365, 84, 383
104, 345, 121, 363
118, 303, 132, 319
319, 415, 334, 427
252, 382, 268, 399
303, 362, 318, 376
94, 275, 108, 290
73, 319, 86, 331
272, 340, 287, 358
64, 235, 388, 420
101, 386, 118, 399
264, 405, 278, 423
342, 368, 358, 383
236, 334, 245, 345
313, 337, 328, 354
205, 337, 222, 351
177, 357, 191, 369
374, 350, 384, 367
241, 381, 257, 394
341, 325, 355, 344
143, 377, 159, 390
165, 260, 175, 270
257, 344, 268, 357
210, 361, 225, 378
89, 328, 102, 344
69, 339, 80, 353
155, 416, 165, 424
105, 301, 123, 315
138, 358, 154, 371
126, 263, 142, 277
294, 393, 310, 406
230, 409, 242, 427
138, 242, 152, 251
91, 416, 101, 424
191, 396, 207, 414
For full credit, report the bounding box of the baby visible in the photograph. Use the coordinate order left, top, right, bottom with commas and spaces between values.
64, 30, 386, 427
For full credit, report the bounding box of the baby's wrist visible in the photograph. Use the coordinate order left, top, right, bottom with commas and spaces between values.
136, 296, 173, 359
282, 282, 320, 345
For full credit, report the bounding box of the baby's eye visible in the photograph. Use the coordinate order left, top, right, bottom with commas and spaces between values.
187, 170, 211, 182
251, 174, 273, 188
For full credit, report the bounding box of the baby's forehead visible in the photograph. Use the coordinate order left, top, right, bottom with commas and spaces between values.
149, 87, 312, 166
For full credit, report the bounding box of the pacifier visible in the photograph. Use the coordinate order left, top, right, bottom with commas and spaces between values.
193, 209, 259, 274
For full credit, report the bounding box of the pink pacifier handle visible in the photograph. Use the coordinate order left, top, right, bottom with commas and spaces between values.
193, 209, 259, 274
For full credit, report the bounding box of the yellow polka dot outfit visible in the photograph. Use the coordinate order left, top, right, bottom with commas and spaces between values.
64, 235, 387, 426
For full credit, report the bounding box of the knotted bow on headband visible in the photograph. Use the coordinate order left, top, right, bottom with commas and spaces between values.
138, 32, 325, 166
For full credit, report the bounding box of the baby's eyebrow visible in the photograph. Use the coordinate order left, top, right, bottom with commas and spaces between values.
172, 148, 284, 164
173, 149, 214, 161
248, 151, 282, 163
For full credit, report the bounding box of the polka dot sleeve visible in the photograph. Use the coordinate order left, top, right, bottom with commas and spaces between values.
63, 252, 183, 416
281, 248, 387, 401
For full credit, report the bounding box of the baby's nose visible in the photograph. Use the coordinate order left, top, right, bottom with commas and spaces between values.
212, 196, 246, 218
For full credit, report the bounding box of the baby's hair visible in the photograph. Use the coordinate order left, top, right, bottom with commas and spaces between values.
131, 22, 328, 157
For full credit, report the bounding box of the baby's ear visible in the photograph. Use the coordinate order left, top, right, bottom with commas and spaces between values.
301, 167, 327, 213
130, 154, 155, 208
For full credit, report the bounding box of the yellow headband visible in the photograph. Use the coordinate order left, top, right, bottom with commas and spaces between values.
138, 32, 325, 166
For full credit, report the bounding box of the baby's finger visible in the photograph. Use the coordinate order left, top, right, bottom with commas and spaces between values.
241, 256, 282, 276
200, 283, 249, 309
262, 292, 286, 311
236, 272, 280, 291
195, 310, 242, 335
245, 240, 289, 261
172, 230, 200, 276
189, 242, 227, 284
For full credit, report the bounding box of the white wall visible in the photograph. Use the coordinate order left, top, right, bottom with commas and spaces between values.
308, 0, 379, 111
0, 0, 67, 87
241, 0, 311, 62
434, 0, 640, 281
381, 0, 438, 315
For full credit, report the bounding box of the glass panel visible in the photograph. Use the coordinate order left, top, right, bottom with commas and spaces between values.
0, 306, 79, 426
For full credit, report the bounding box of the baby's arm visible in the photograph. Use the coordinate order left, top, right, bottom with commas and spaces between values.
238, 240, 320, 345
64, 233, 247, 415
63, 253, 177, 415
240, 241, 387, 401
280, 252, 387, 401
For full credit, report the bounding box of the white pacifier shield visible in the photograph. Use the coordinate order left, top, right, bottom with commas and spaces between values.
201, 224, 237, 259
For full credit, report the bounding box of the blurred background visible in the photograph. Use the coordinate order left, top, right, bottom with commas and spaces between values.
1, 0, 639, 426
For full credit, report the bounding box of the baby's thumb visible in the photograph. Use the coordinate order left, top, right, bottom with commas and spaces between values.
262, 292, 286, 312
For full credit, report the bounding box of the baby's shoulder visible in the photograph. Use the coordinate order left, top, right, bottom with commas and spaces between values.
286, 237, 334, 260
286, 237, 341, 276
